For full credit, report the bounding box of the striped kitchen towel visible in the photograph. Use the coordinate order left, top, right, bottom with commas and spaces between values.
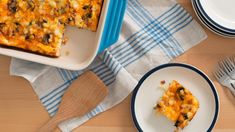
10, 0, 207, 131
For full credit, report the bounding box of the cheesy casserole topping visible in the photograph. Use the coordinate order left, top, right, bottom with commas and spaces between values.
0, 0, 103, 57
155, 80, 199, 131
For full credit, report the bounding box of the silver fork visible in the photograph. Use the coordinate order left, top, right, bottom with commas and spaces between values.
214, 56, 235, 96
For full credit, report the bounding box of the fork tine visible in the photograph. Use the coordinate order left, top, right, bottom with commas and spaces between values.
218, 61, 230, 74
223, 59, 233, 72
221, 58, 234, 74
228, 56, 235, 69
226, 58, 235, 70
218, 61, 224, 70
214, 72, 220, 80
219, 66, 227, 76
225, 58, 235, 74
215, 66, 225, 78
214, 68, 221, 80
230, 56, 235, 64
214, 56, 235, 81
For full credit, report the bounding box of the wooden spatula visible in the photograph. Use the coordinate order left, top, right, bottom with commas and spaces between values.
39, 71, 109, 132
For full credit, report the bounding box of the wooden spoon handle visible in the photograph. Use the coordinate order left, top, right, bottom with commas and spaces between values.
38, 115, 67, 132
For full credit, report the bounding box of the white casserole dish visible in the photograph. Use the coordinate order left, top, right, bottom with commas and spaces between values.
0, 0, 126, 70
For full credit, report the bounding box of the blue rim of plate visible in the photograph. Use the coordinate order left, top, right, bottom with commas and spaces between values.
192, 0, 235, 37
196, 0, 235, 33
131, 63, 219, 132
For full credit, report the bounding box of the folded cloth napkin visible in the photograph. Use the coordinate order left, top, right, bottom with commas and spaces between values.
10, 0, 207, 131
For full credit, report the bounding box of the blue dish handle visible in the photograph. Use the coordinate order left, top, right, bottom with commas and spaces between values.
98, 0, 127, 53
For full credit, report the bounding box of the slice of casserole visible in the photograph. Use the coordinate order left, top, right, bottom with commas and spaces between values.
155, 80, 199, 131
0, 0, 103, 57
37, 0, 103, 31
0, 0, 65, 57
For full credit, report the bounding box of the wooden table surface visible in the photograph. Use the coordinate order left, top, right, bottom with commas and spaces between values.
1, 1, 235, 132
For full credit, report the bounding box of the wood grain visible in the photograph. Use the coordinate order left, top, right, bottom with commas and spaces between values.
0, 0, 235, 132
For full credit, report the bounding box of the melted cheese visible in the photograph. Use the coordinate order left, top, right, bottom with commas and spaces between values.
155, 80, 199, 131
0, 0, 103, 57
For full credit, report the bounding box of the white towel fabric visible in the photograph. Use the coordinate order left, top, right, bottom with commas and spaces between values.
10, 0, 207, 131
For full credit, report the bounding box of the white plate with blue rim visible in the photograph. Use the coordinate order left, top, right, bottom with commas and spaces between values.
196, 0, 235, 35
191, 0, 235, 38
131, 63, 220, 132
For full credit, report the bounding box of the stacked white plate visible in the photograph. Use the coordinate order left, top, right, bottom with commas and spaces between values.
192, 0, 235, 38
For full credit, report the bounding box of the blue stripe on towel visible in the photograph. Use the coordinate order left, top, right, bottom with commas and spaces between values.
39, 2, 193, 116
56, 68, 66, 82
133, 0, 184, 54
111, 4, 182, 57
129, 0, 183, 55
117, 2, 179, 58
108, 4, 179, 54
